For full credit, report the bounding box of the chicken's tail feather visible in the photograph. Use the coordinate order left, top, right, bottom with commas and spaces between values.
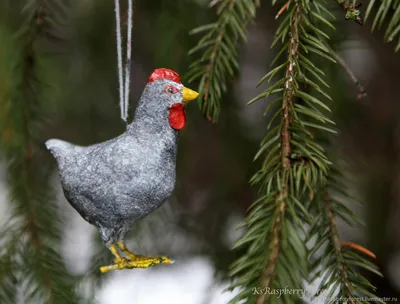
45, 139, 82, 164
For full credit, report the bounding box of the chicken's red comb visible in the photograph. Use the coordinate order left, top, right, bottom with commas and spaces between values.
148, 68, 181, 84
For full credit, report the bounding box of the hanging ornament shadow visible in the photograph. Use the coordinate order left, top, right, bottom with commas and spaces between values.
45, 0, 199, 274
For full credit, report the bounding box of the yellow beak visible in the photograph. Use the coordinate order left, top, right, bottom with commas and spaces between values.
182, 87, 199, 104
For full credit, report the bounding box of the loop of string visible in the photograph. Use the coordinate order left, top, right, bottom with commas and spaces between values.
114, 0, 133, 125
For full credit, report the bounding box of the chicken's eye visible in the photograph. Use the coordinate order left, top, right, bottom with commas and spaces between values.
165, 86, 178, 94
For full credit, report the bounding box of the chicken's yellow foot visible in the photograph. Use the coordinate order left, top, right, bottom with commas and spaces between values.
100, 256, 174, 273
99, 242, 174, 273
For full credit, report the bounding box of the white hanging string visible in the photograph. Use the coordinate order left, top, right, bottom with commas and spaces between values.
124, 0, 133, 121
114, 0, 133, 125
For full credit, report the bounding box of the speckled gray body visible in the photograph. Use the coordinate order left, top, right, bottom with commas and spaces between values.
46, 79, 184, 245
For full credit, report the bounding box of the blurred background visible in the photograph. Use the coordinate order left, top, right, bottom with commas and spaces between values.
0, 0, 400, 303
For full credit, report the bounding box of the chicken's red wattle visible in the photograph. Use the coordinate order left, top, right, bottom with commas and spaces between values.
169, 103, 186, 130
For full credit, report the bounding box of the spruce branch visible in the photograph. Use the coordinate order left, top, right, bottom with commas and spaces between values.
256, 5, 301, 303
308, 167, 383, 303
0, 1, 76, 302
256, 197, 286, 304
187, 0, 259, 122
229, 1, 338, 302
366, 0, 400, 51
324, 192, 355, 302
0, 227, 21, 303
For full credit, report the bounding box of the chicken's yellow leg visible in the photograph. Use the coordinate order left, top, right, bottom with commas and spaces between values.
110, 244, 123, 263
100, 244, 124, 273
116, 241, 145, 260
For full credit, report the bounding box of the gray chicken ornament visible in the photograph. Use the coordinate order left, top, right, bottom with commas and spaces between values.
46, 68, 199, 273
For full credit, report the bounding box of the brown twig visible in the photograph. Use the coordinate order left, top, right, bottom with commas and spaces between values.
341, 242, 376, 259
327, 44, 367, 101
275, 1, 290, 19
